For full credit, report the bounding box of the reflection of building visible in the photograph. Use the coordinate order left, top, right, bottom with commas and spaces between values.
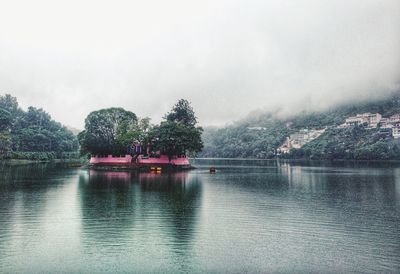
138, 171, 191, 187
88, 169, 133, 183
81, 170, 202, 255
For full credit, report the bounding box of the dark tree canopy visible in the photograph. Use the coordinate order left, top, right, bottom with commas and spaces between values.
0, 93, 79, 160
0, 94, 19, 115
165, 99, 197, 127
152, 99, 203, 158
79, 100, 203, 158
79, 108, 139, 155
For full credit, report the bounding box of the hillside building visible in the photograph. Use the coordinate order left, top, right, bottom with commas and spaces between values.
344, 113, 382, 128
393, 127, 400, 139
277, 128, 326, 154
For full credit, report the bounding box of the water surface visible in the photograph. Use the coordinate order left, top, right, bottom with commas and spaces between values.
0, 160, 399, 273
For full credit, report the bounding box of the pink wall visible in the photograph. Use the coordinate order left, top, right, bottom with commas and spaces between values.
137, 155, 190, 166
89, 155, 132, 165
89, 154, 190, 166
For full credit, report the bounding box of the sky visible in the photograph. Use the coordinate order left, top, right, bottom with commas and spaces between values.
0, 0, 399, 129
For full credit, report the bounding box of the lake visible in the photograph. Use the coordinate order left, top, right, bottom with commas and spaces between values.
0, 159, 399, 273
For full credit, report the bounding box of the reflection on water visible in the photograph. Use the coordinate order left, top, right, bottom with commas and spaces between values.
0, 160, 399, 273
77, 170, 202, 273
79, 171, 201, 250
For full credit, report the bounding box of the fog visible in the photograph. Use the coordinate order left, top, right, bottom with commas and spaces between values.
0, 0, 399, 129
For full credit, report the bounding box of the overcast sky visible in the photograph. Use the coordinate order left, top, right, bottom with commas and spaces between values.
0, 0, 399, 129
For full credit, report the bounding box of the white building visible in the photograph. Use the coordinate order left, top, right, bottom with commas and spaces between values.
277, 128, 326, 153
393, 127, 400, 139
247, 127, 267, 130
368, 113, 382, 127
345, 113, 382, 128
380, 117, 391, 128
389, 114, 400, 123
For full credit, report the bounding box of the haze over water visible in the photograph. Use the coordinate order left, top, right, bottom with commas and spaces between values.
0, 160, 399, 273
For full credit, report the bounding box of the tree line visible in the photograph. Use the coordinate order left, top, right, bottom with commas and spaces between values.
0, 94, 79, 160
0, 94, 203, 161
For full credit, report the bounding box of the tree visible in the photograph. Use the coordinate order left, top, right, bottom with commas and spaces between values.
0, 94, 19, 115
0, 94, 20, 131
152, 99, 203, 159
165, 99, 197, 127
0, 132, 12, 158
79, 107, 139, 155
0, 108, 12, 131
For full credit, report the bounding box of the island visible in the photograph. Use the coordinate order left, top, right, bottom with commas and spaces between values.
78, 99, 203, 170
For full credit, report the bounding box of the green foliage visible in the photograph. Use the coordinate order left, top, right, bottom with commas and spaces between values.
10, 151, 57, 161
0, 94, 79, 160
0, 108, 12, 131
151, 121, 203, 158
79, 100, 203, 158
165, 99, 197, 127
0, 132, 12, 159
200, 121, 289, 158
296, 127, 399, 160
78, 108, 139, 156
151, 100, 203, 158
200, 92, 400, 160
0, 94, 19, 115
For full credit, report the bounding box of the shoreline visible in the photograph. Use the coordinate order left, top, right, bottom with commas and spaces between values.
192, 157, 400, 163
0, 158, 83, 166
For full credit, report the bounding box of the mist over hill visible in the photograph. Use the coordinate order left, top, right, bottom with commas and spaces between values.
199, 91, 400, 160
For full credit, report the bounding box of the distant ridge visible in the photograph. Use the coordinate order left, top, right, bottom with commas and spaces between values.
200, 91, 400, 160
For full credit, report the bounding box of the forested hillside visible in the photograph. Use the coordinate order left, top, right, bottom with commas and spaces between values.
0, 94, 79, 160
200, 92, 400, 160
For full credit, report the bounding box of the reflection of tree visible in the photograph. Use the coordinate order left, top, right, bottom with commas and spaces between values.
0, 162, 73, 213
79, 171, 137, 246
79, 170, 202, 259
0, 163, 76, 255
138, 172, 202, 252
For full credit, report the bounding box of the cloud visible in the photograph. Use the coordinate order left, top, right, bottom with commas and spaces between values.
0, 0, 399, 128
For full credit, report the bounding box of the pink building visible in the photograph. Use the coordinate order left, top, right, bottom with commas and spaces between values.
89, 154, 191, 168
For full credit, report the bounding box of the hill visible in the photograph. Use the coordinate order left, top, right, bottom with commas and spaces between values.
199, 92, 400, 160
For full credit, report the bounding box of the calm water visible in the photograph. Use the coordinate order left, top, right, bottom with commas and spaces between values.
0, 159, 399, 273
